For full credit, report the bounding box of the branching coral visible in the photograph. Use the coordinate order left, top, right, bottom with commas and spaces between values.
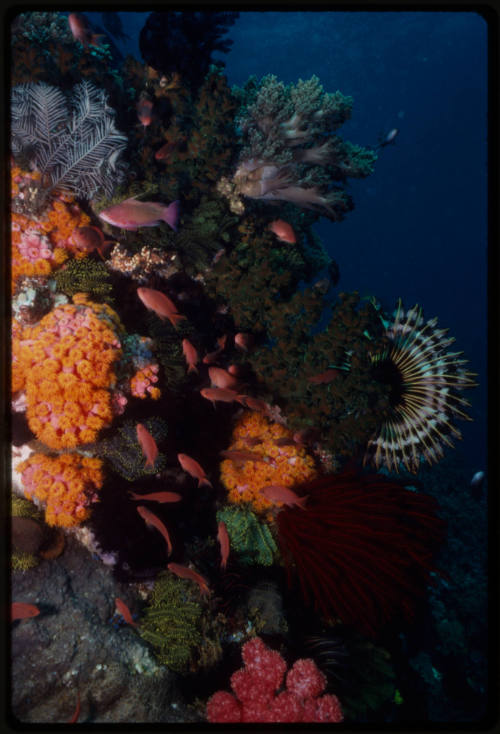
219, 411, 317, 517
276, 469, 446, 637
364, 300, 477, 473
14, 295, 123, 449
222, 74, 376, 219
206, 636, 344, 723
17, 452, 104, 527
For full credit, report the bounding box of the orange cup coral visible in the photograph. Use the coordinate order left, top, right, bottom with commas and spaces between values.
17, 452, 104, 527
15, 294, 124, 449
220, 411, 318, 517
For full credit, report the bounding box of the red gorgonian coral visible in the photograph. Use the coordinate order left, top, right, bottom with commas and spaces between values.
206, 636, 343, 723
275, 469, 446, 637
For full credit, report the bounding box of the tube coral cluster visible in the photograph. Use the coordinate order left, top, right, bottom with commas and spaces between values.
17, 452, 103, 527
14, 294, 123, 449
219, 411, 317, 516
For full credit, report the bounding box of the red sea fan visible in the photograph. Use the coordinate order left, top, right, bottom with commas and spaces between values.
276, 469, 446, 637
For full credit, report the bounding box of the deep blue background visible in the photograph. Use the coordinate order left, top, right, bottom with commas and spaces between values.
91, 10, 488, 478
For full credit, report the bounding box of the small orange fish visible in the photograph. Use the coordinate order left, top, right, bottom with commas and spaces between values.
220, 449, 269, 464
70, 226, 114, 260
208, 366, 239, 390
307, 369, 340, 384
227, 364, 241, 376
115, 597, 137, 627
234, 332, 253, 351
200, 387, 242, 405
137, 98, 154, 128
67, 691, 81, 724
238, 395, 270, 414
129, 490, 181, 503
260, 485, 308, 510
217, 521, 230, 570
268, 219, 297, 244
182, 339, 199, 374
136, 423, 158, 469
137, 287, 186, 328
167, 562, 210, 596
137, 505, 173, 555
11, 602, 40, 621
154, 140, 176, 161
177, 453, 212, 488
68, 12, 103, 48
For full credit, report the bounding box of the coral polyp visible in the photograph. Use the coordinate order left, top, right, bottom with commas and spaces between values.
365, 300, 477, 473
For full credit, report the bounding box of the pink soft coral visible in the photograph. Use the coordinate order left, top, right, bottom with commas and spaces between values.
205, 637, 343, 723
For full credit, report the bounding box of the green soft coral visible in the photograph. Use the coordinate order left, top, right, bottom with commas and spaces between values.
217, 505, 277, 566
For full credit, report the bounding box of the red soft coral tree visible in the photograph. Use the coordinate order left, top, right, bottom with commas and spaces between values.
206, 637, 343, 723
276, 469, 446, 637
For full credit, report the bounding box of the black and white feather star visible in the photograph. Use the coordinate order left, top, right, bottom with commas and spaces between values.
11, 80, 127, 201
364, 299, 477, 473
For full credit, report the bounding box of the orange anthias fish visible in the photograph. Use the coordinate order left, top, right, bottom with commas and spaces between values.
68, 12, 103, 48
238, 395, 271, 414
137, 287, 186, 328
99, 197, 179, 232
260, 485, 308, 510
200, 387, 242, 406
115, 597, 137, 627
167, 562, 210, 596
11, 602, 40, 621
129, 490, 181, 503
70, 226, 114, 260
220, 449, 270, 464
182, 339, 199, 374
137, 505, 173, 556
208, 366, 239, 390
136, 423, 158, 469
137, 98, 154, 128
268, 219, 297, 244
154, 141, 176, 161
234, 332, 254, 351
217, 521, 230, 570
307, 369, 340, 384
177, 453, 212, 488
67, 691, 81, 724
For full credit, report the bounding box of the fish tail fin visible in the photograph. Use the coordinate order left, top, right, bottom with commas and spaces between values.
163, 200, 179, 232
168, 311, 186, 328
188, 364, 199, 374
297, 495, 309, 510
236, 394, 248, 406
199, 477, 213, 489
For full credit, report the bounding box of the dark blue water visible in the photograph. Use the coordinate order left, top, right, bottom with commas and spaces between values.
89, 10, 488, 480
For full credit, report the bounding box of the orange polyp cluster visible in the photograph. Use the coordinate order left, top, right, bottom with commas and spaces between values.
15, 294, 124, 449
11, 167, 92, 290
220, 411, 318, 517
130, 364, 161, 400
17, 452, 104, 527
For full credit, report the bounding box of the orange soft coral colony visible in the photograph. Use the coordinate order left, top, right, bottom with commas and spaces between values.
219, 411, 317, 516
17, 452, 104, 527
17, 295, 124, 449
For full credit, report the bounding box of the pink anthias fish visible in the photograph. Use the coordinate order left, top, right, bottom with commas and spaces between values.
167, 562, 210, 596
260, 485, 309, 510
200, 387, 243, 406
115, 597, 137, 627
182, 339, 199, 374
137, 505, 173, 556
177, 453, 212, 488
136, 423, 158, 469
68, 12, 103, 48
98, 196, 179, 232
217, 520, 230, 570
268, 219, 297, 244
234, 332, 253, 351
137, 287, 186, 328
220, 449, 270, 465
154, 141, 176, 161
